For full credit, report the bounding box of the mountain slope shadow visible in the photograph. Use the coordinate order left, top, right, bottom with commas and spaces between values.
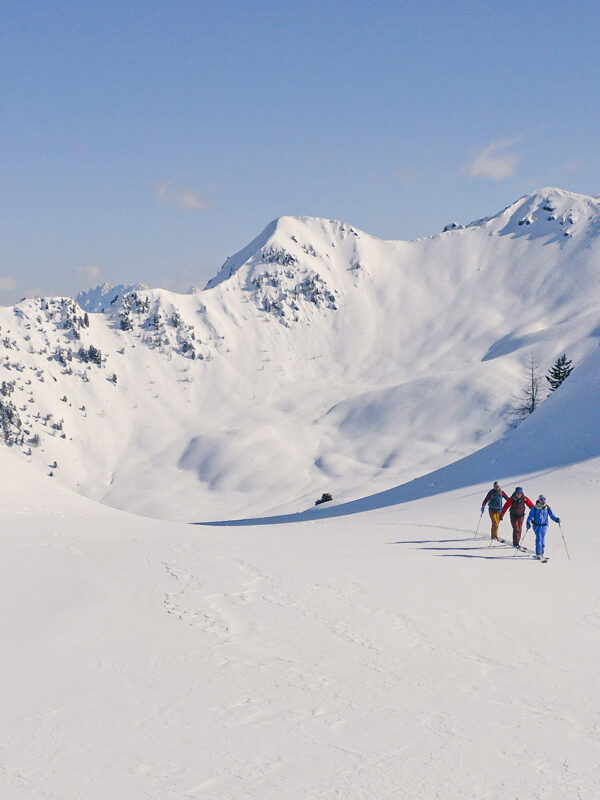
196, 346, 600, 527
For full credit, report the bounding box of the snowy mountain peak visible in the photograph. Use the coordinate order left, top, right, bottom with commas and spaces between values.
76, 282, 149, 313
467, 186, 600, 241
511, 186, 600, 223
204, 215, 377, 322
205, 215, 369, 290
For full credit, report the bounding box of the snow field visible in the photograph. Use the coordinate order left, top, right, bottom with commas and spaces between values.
1, 445, 599, 799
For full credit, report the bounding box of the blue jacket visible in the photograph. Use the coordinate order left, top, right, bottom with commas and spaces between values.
527, 504, 559, 527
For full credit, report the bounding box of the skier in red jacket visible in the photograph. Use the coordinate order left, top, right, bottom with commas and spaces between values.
500, 486, 534, 548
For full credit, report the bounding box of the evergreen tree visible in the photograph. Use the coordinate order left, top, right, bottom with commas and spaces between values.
546, 353, 574, 392
88, 345, 102, 366
315, 492, 333, 505
509, 354, 543, 423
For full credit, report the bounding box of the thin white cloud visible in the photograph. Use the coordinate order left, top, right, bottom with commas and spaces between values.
0, 276, 17, 291
154, 174, 209, 211
74, 265, 102, 285
467, 139, 521, 181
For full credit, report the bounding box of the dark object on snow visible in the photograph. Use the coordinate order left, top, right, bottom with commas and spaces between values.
315, 492, 333, 506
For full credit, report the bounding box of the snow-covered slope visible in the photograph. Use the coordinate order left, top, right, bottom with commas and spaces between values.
75, 281, 148, 312
207, 337, 600, 526
1, 187, 599, 521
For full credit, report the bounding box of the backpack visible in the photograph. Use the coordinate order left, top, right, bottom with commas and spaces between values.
510, 493, 526, 518
488, 488, 504, 511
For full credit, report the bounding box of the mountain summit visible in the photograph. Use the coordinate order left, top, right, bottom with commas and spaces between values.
466, 186, 600, 240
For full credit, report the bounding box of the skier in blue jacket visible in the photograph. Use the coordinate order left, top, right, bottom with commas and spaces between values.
526, 495, 560, 560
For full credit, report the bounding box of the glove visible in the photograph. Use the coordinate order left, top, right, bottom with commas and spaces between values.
526, 523, 531, 530
556, 518, 560, 524
500, 514, 504, 521
481, 507, 485, 514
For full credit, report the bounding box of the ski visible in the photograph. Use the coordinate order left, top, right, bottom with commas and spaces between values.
489, 538, 543, 560
511, 545, 536, 558
518, 541, 535, 552
512, 544, 531, 555
498, 538, 529, 550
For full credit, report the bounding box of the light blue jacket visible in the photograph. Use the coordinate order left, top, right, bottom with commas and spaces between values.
527, 504, 559, 528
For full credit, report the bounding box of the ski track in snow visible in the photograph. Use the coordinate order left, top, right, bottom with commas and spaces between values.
146, 514, 600, 800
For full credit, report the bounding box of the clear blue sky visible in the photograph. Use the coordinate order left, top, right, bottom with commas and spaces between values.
2, 0, 599, 302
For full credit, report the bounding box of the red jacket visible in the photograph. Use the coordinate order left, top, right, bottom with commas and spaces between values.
501, 493, 534, 519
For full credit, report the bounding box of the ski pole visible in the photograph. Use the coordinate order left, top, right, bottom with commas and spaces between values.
559, 523, 571, 560
520, 525, 528, 549
474, 508, 484, 539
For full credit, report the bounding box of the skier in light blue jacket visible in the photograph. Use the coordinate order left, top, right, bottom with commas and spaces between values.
526, 495, 560, 559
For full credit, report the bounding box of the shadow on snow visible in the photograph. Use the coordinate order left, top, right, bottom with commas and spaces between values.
195, 349, 599, 528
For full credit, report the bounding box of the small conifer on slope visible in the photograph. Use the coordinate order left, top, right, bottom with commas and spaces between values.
546, 354, 574, 392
